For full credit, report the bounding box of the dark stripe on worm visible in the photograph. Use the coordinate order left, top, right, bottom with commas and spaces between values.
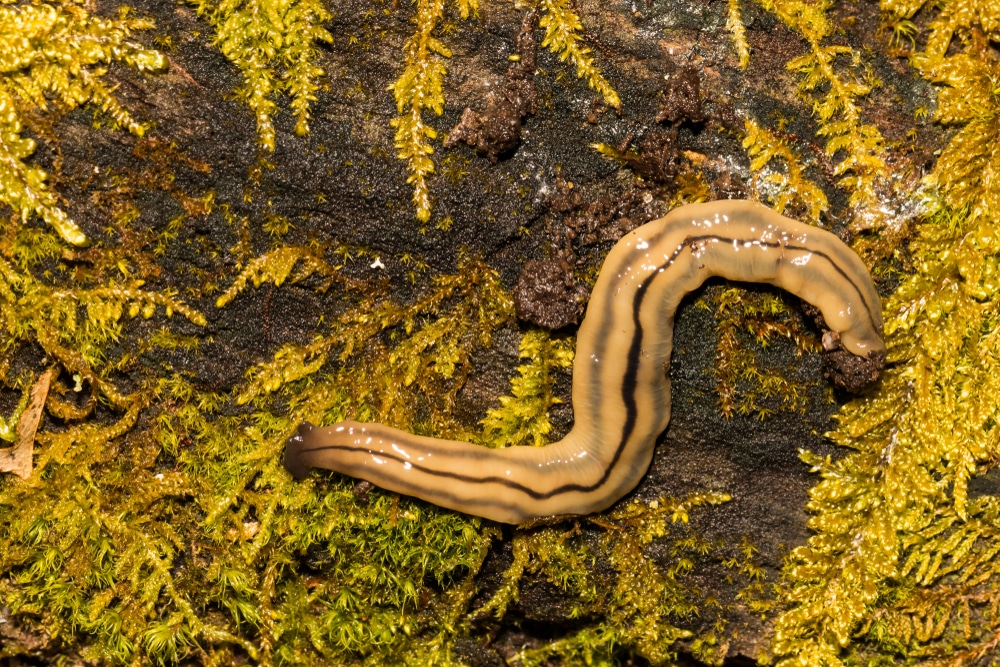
284, 201, 886, 523
288, 232, 876, 498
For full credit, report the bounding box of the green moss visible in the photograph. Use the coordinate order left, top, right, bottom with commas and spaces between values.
536, 0, 619, 109
0, 240, 513, 662
188, 0, 333, 152
742, 119, 828, 225
480, 328, 574, 448
707, 286, 822, 420
770, 2, 1000, 665
4, 0, 1000, 664
0, 1, 165, 245
214, 244, 341, 309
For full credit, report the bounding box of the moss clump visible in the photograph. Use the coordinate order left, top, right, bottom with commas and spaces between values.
0, 234, 514, 662
0, 1, 165, 245
230, 252, 515, 432
708, 287, 821, 420
481, 492, 767, 667
0, 219, 209, 663
771, 1, 1000, 665
187, 0, 333, 152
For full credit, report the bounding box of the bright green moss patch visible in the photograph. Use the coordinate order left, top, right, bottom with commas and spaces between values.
0, 237, 509, 662
769, 1, 1000, 665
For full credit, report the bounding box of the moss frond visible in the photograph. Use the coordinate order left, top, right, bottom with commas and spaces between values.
389, 0, 456, 225
215, 245, 341, 308
538, 0, 620, 109
752, 0, 890, 249
743, 119, 829, 224
772, 3, 1000, 665
909, 0, 1000, 60
0, 253, 204, 368
0, 2, 165, 245
189, 0, 333, 151
480, 328, 574, 448
710, 286, 821, 420
591, 141, 631, 164
727, 0, 751, 70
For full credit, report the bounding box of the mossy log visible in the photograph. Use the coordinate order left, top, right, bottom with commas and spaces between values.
0, 0, 997, 666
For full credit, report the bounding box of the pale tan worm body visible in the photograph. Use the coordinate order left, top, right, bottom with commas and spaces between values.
285, 200, 885, 524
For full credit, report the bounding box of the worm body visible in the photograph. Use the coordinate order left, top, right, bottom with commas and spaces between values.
285, 201, 884, 523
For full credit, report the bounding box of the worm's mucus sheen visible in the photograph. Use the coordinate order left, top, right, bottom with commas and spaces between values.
284, 201, 885, 523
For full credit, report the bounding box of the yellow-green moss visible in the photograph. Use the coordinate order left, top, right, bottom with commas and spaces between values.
743, 119, 828, 225
480, 328, 574, 448
770, 2, 1000, 666
3, 0, 1000, 664
0, 1, 165, 245
0, 232, 511, 662
706, 286, 822, 420
187, 0, 333, 152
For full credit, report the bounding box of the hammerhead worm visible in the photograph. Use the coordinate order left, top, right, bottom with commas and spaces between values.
284, 200, 885, 523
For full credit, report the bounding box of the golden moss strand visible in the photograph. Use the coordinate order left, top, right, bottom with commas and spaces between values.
737, 0, 893, 258
187, 0, 333, 152
0, 2, 165, 245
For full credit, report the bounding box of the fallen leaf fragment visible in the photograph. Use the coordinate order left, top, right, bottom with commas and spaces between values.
0, 369, 53, 479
